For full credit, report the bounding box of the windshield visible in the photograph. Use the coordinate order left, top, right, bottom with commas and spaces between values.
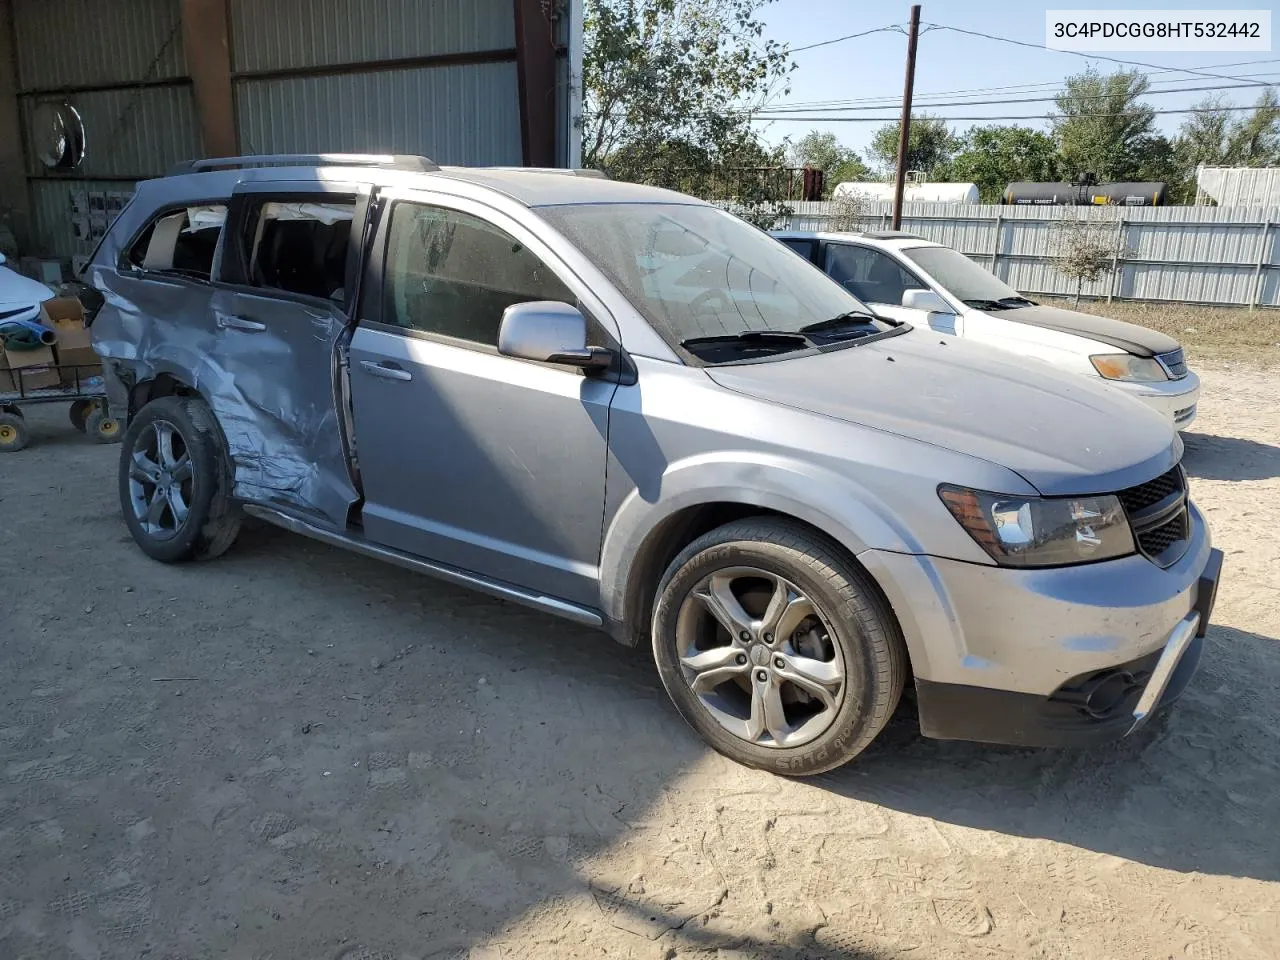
900, 245, 1025, 304
536, 203, 893, 359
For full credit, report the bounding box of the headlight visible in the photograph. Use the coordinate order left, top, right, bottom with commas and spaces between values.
939, 486, 1135, 567
1090, 353, 1168, 382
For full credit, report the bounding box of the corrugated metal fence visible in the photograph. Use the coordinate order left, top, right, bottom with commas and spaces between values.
778, 201, 1280, 309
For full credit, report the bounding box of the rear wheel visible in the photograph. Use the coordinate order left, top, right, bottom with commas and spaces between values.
652, 518, 907, 776
0, 412, 29, 452
117, 395, 242, 562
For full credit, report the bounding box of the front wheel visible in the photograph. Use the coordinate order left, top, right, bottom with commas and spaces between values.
652, 518, 907, 776
117, 395, 242, 562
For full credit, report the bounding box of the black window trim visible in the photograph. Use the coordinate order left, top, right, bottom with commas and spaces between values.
358, 194, 626, 376
824, 241, 930, 305
212, 186, 369, 318
116, 197, 231, 285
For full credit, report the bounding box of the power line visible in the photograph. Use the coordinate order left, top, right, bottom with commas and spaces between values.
753, 103, 1271, 123
926, 23, 1260, 85
754, 79, 1277, 115
763, 64, 1280, 113
788, 25, 902, 54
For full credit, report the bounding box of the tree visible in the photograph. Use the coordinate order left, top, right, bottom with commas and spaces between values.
1170, 89, 1280, 201
1052, 213, 1125, 306
787, 130, 869, 196
581, 0, 794, 174
867, 115, 957, 179
948, 126, 1062, 201
1051, 68, 1157, 182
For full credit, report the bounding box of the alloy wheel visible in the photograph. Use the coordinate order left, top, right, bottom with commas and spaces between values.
127, 420, 194, 540
674, 566, 846, 748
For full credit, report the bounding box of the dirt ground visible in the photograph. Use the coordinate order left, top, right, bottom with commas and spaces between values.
1, 359, 1277, 960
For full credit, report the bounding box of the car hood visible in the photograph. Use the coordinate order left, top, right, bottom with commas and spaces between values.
0, 265, 54, 313
705, 330, 1180, 496
999, 303, 1180, 357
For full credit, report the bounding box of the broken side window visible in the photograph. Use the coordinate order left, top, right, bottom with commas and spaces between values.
242, 198, 356, 304
126, 204, 227, 280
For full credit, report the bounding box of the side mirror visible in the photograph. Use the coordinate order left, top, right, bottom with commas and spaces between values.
902, 288, 952, 313
498, 301, 612, 370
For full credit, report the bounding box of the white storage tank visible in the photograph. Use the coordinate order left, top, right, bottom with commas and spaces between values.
833, 181, 980, 204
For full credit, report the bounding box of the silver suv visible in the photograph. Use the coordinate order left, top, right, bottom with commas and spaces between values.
86, 155, 1222, 776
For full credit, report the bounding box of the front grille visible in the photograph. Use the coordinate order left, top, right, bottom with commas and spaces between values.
1174, 404, 1196, 424
1139, 509, 1188, 557
1117, 466, 1190, 566
1117, 467, 1182, 513
1158, 348, 1188, 379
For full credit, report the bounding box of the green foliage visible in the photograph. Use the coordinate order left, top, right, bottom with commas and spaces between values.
786, 131, 869, 196
1053, 215, 1123, 306
1171, 89, 1280, 199
866, 115, 958, 180
1051, 68, 1157, 182
948, 126, 1062, 201
582, 0, 793, 172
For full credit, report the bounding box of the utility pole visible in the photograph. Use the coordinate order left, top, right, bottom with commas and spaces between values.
891, 4, 921, 231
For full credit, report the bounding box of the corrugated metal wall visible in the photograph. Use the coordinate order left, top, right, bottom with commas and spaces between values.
12, 0, 185, 89
13, 0, 193, 263
12, 0, 547, 262
229, 0, 514, 71
781, 201, 1280, 308
235, 63, 521, 164
229, 0, 522, 166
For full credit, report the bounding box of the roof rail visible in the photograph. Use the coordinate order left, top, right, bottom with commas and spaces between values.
166, 154, 439, 176
475, 166, 610, 180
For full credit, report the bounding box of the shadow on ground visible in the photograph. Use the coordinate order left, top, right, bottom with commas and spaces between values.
3, 406, 1277, 960
815, 624, 1279, 885
1181, 430, 1280, 481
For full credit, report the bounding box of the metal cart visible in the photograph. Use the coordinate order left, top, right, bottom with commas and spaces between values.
0, 362, 122, 452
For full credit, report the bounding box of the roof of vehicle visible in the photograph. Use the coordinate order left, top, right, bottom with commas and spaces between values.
772, 229, 940, 249
141, 156, 703, 209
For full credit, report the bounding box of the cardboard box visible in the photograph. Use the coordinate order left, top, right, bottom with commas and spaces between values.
55, 345, 103, 387
0, 343, 61, 393
40, 297, 101, 385
41, 297, 92, 351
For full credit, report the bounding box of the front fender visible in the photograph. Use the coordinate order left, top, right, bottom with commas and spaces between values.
598, 449, 927, 626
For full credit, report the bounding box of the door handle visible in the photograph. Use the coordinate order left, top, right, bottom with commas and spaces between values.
218, 315, 267, 332
359, 360, 412, 382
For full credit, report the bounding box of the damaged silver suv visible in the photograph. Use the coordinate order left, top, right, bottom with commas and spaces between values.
87, 154, 1222, 775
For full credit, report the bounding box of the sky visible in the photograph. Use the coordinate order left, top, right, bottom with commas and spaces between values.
751, 0, 1279, 159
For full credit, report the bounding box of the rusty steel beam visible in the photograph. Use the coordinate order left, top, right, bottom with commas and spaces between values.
513, 0, 558, 167
180, 0, 237, 158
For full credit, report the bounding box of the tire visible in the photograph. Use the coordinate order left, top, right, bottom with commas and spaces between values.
117, 395, 242, 563
69, 398, 94, 432
86, 408, 123, 444
652, 518, 907, 776
0, 412, 30, 452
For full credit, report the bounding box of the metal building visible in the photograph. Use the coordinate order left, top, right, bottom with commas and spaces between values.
0, 0, 583, 267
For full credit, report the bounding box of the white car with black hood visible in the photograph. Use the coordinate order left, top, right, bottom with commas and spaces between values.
773, 230, 1200, 430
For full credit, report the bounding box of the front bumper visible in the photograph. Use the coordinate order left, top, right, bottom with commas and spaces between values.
859, 505, 1222, 748
1110, 370, 1200, 430
914, 548, 1220, 747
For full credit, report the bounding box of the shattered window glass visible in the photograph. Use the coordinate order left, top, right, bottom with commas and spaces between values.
243, 198, 356, 302
382, 203, 573, 346
126, 204, 227, 280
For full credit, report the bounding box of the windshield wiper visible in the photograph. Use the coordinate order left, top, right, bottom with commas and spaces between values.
995, 296, 1036, 308
681, 330, 813, 352
797, 311, 889, 337
962, 298, 1011, 311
